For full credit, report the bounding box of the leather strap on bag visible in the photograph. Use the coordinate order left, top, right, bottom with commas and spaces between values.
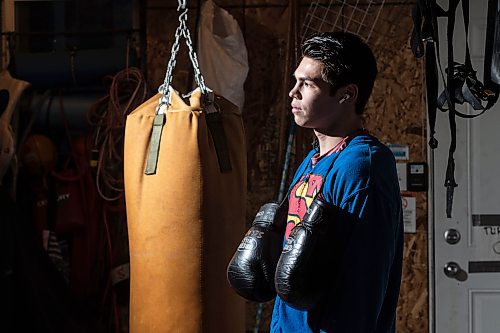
144, 113, 165, 175
205, 94, 232, 173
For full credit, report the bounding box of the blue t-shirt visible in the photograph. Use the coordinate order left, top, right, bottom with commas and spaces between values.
271, 134, 403, 333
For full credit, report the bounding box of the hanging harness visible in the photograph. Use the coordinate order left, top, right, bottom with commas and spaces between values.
411, 0, 500, 217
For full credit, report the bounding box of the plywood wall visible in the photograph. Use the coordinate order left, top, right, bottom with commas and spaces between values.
145, 1, 427, 332
366, 5, 429, 332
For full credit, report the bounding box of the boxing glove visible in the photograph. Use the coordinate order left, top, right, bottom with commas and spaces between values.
227, 201, 287, 302
275, 196, 337, 309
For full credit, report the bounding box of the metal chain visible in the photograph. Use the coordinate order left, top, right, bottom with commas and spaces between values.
181, 16, 207, 94
157, 2, 207, 113
157, 23, 183, 111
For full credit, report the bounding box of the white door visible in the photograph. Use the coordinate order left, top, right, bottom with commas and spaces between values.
432, 1, 500, 332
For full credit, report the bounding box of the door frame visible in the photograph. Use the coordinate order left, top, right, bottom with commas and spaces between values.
428, 143, 436, 333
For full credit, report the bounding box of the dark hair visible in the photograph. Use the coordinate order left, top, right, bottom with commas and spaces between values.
301, 31, 378, 114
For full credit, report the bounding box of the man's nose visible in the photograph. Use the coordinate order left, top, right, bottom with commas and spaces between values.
289, 84, 300, 99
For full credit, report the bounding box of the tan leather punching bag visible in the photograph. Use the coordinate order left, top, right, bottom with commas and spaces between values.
124, 87, 246, 333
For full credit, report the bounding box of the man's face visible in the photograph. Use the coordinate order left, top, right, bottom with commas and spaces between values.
289, 57, 342, 132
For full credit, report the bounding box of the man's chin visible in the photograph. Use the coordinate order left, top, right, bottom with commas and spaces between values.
292, 115, 306, 127
293, 119, 312, 129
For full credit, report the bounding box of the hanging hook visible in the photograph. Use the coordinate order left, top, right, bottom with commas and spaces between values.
177, 0, 187, 11
178, 7, 188, 23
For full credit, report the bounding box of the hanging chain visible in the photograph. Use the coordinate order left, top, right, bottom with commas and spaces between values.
157, 1, 208, 113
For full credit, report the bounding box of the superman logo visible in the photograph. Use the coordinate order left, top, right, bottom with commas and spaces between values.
285, 173, 323, 238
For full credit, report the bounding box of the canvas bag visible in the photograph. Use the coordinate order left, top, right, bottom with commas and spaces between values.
123, 3, 246, 332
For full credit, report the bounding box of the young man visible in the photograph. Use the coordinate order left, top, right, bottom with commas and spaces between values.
270, 32, 404, 332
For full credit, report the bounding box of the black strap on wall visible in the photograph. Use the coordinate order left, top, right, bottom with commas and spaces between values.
444, 0, 460, 218
411, 0, 447, 149
426, 42, 439, 149
412, 0, 500, 218
437, 0, 499, 117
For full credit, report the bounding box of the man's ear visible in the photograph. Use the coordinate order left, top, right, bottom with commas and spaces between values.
339, 94, 350, 104
338, 84, 358, 104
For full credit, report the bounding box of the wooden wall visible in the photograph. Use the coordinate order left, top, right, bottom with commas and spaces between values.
145, 1, 427, 332
366, 5, 429, 332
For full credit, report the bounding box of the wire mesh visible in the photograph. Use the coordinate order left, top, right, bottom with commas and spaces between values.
301, 0, 413, 50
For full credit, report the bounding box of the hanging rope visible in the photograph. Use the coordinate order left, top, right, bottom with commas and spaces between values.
88, 67, 147, 201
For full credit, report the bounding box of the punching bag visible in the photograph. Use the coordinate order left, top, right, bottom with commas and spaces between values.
124, 86, 246, 333
125, 4, 247, 330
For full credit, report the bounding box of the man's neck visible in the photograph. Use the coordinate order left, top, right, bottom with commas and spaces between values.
314, 121, 363, 156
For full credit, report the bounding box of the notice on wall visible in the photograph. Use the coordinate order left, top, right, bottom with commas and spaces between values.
396, 163, 407, 191
402, 196, 416, 233
387, 143, 409, 160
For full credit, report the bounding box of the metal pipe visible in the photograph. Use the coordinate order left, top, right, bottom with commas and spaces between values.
147, 1, 416, 10
0, 29, 141, 36
428, 119, 436, 333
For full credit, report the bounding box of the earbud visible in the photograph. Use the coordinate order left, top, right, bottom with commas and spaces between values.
339, 93, 351, 104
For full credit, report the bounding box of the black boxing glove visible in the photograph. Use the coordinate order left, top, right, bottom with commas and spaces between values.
227, 202, 287, 302
274, 196, 337, 309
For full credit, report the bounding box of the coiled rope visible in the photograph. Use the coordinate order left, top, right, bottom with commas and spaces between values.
88, 67, 147, 201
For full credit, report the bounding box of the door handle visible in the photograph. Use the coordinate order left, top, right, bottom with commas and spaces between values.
444, 261, 468, 281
